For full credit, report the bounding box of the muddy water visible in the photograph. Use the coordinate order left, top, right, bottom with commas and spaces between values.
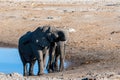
0, 47, 69, 75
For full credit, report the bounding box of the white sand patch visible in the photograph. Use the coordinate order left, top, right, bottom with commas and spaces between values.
68, 28, 76, 33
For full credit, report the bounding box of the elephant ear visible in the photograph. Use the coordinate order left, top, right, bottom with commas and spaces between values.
58, 28, 69, 42
47, 32, 58, 42
57, 30, 67, 41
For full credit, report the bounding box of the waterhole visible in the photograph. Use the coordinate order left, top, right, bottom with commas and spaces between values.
0, 47, 69, 75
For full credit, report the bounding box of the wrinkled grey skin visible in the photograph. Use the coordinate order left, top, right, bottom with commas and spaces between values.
47, 28, 68, 72
18, 26, 55, 76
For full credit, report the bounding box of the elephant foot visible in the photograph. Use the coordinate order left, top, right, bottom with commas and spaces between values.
59, 68, 65, 72
48, 69, 54, 73
54, 66, 59, 72
23, 73, 28, 76
29, 73, 34, 76
55, 69, 59, 72
47, 65, 54, 73
37, 72, 44, 76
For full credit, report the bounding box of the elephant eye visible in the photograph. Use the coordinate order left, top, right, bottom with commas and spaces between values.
36, 39, 39, 43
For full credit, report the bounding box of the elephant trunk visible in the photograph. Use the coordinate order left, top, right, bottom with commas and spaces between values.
59, 41, 66, 71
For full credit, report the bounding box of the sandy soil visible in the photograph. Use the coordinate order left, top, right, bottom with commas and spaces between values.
0, 0, 120, 80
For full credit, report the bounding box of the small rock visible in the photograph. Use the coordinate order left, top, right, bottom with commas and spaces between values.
63, 10, 67, 12
9, 73, 23, 77
47, 16, 53, 19
82, 78, 96, 80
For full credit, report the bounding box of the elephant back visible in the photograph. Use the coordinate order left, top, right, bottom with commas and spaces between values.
19, 31, 32, 45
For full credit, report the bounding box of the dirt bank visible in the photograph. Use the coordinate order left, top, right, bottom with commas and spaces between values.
0, 0, 120, 80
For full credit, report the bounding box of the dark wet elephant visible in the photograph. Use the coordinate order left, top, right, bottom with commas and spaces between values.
18, 26, 56, 76
18, 26, 68, 76
47, 28, 69, 72
18, 31, 35, 76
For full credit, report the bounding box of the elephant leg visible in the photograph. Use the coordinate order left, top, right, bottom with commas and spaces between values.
43, 47, 49, 68
59, 42, 65, 72
30, 44, 44, 75
23, 63, 28, 76
19, 52, 28, 76
54, 44, 60, 72
56, 41, 65, 71
37, 50, 44, 75
46, 50, 53, 73
59, 54, 64, 72
47, 44, 56, 73
47, 54, 55, 73
29, 60, 36, 76
54, 53, 59, 72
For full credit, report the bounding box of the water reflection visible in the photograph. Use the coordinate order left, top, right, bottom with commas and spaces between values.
0, 47, 69, 75
0, 47, 22, 74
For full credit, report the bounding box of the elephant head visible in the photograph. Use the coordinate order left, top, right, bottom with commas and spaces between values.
46, 27, 69, 72
31, 26, 53, 48
47, 27, 69, 43
57, 30, 68, 41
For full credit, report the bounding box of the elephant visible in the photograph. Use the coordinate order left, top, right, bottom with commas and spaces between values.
46, 28, 69, 73
18, 26, 68, 76
18, 26, 57, 76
